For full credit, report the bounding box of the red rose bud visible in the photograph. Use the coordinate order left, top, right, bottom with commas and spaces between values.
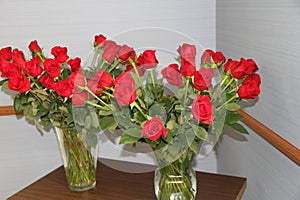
141, 117, 167, 141
113, 72, 136, 106
28, 40, 42, 54
238, 74, 261, 99
67, 57, 81, 72
201, 49, 214, 65
39, 75, 55, 89
44, 58, 61, 78
51, 46, 69, 63
212, 51, 226, 67
12, 48, 26, 66
194, 68, 214, 91
118, 45, 135, 61
1, 63, 22, 78
179, 58, 196, 77
54, 79, 73, 98
24, 57, 43, 77
102, 40, 120, 63
192, 95, 214, 124
72, 91, 89, 106
8, 74, 31, 92
137, 50, 158, 69
161, 63, 184, 88
224, 59, 239, 74
177, 43, 196, 65
94, 34, 106, 47
0, 47, 12, 60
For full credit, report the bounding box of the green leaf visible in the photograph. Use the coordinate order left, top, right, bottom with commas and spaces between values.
0, 78, 8, 86
13, 96, 23, 113
85, 115, 92, 129
149, 103, 164, 117
90, 111, 100, 128
119, 133, 140, 144
189, 140, 200, 154
144, 90, 154, 107
1, 80, 8, 89
166, 120, 179, 132
228, 123, 249, 134
59, 106, 69, 113
86, 133, 98, 148
225, 102, 241, 111
225, 111, 244, 124
192, 125, 208, 141
122, 127, 141, 138
99, 116, 117, 131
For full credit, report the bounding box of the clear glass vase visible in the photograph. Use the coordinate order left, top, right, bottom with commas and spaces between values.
55, 127, 98, 191
154, 149, 197, 200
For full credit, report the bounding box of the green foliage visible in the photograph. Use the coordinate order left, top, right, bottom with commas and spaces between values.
229, 123, 249, 134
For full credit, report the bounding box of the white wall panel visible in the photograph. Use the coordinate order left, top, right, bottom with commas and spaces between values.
216, 0, 300, 199
0, 0, 216, 198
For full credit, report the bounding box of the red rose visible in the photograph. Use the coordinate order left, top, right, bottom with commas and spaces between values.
88, 77, 101, 95
238, 74, 261, 99
95, 70, 114, 89
239, 58, 258, 75
192, 95, 214, 124
44, 58, 61, 78
39, 75, 55, 89
224, 59, 239, 74
161, 63, 184, 88
54, 79, 72, 97
0, 47, 12, 60
67, 57, 81, 72
51, 46, 69, 63
68, 72, 86, 92
194, 68, 214, 91
0, 56, 10, 71
118, 45, 135, 61
212, 51, 226, 67
94, 34, 106, 47
201, 49, 214, 64
24, 57, 43, 77
113, 72, 136, 106
179, 58, 196, 77
137, 50, 158, 69
12, 48, 26, 66
1, 63, 22, 78
87, 70, 114, 95
231, 58, 258, 80
28, 40, 42, 54
141, 117, 167, 141
102, 40, 120, 63
72, 91, 89, 106
8, 74, 31, 92
177, 43, 196, 65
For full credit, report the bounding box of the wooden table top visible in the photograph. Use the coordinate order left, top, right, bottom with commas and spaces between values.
8, 159, 246, 200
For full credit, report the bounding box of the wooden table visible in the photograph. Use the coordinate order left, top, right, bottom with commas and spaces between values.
8, 159, 246, 200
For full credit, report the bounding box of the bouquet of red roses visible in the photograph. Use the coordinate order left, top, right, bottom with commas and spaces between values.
0, 34, 261, 198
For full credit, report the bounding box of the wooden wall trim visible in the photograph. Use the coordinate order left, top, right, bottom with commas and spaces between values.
1, 105, 299, 166
237, 109, 300, 167
0, 106, 20, 116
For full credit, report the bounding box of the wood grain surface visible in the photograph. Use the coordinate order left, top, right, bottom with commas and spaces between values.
8, 159, 246, 200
